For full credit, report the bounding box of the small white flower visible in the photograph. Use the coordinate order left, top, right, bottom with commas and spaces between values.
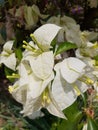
46, 15, 82, 45
0, 41, 16, 70
21, 86, 66, 119
32, 24, 61, 51
23, 51, 54, 80
52, 57, 87, 110
60, 57, 86, 83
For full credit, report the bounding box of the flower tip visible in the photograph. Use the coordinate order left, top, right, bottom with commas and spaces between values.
8, 86, 13, 93
30, 33, 33, 38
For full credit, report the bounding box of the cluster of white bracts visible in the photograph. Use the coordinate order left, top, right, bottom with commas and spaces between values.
0, 23, 98, 119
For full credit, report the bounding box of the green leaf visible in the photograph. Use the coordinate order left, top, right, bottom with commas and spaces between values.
55, 42, 77, 55
57, 101, 83, 130
51, 39, 57, 47
87, 117, 98, 130
51, 39, 57, 53
15, 48, 22, 61
63, 101, 82, 121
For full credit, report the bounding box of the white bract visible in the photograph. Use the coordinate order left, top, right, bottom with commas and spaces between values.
32, 23, 61, 51
52, 57, 87, 110
76, 41, 98, 58
23, 51, 54, 80
10, 62, 66, 118
9, 24, 66, 118
46, 15, 82, 46
20, 86, 66, 119
0, 41, 16, 70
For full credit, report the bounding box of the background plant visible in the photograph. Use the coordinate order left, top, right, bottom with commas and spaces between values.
0, 0, 98, 130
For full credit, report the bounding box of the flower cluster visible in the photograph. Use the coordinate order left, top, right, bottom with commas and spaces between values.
0, 23, 98, 119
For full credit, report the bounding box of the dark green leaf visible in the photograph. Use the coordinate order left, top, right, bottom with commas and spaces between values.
15, 48, 22, 61
55, 42, 77, 55
51, 39, 57, 53
57, 101, 83, 130
51, 39, 57, 47
87, 117, 98, 130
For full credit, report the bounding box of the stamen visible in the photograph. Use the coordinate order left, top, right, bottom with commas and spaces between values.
0, 53, 9, 56
7, 73, 20, 79
23, 40, 29, 45
42, 90, 51, 106
79, 76, 94, 85
30, 34, 44, 52
22, 45, 33, 51
73, 85, 81, 96
85, 78, 94, 85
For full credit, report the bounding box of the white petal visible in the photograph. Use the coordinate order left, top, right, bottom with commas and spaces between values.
27, 72, 54, 98
61, 15, 76, 25
3, 41, 14, 52
60, 57, 86, 83
75, 81, 88, 93
12, 81, 27, 104
30, 51, 54, 80
47, 101, 66, 119
21, 96, 42, 116
1, 53, 16, 70
17, 62, 30, 86
52, 68, 77, 110
28, 110, 44, 119
47, 16, 60, 25
33, 24, 61, 50
75, 49, 84, 58
64, 24, 81, 46
47, 88, 66, 119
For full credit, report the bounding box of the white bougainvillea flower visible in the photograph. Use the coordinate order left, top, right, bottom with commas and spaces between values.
0, 41, 16, 70
51, 58, 87, 110
20, 86, 66, 119
76, 41, 98, 58
9, 62, 65, 119
60, 57, 86, 83
31, 24, 61, 51
46, 15, 82, 45
15, 4, 48, 30
52, 67, 77, 110
81, 31, 98, 42
10, 81, 44, 119
11, 62, 54, 99
23, 51, 54, 80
